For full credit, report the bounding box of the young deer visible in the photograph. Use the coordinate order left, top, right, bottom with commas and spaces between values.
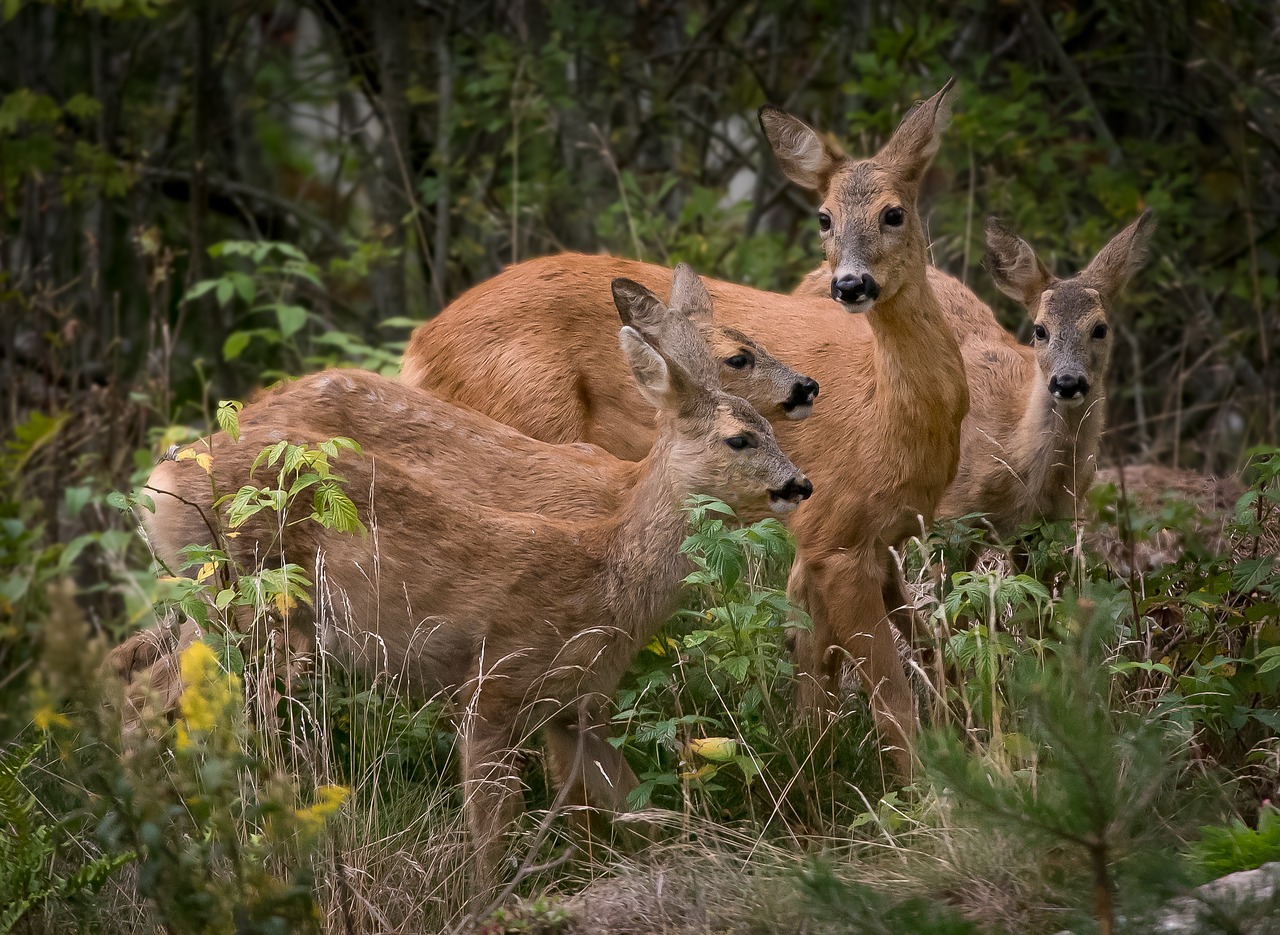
400, 83, 969, 774
938, 212, 1155, 532
140, 278, 811, 886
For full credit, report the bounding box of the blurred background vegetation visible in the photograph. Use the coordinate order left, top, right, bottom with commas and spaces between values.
3, 2, 1280, 932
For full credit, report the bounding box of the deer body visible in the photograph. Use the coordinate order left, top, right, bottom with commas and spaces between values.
403, 85, 968, 772
142, 276, 810, 885
935, 214, 1154, 535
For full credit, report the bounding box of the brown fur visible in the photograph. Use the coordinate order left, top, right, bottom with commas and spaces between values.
401, 84, 970, 774
140, 276, 809, 886
401, 265, 818, 460
937, 213, 1155, 535
1089, 464, 1244, 573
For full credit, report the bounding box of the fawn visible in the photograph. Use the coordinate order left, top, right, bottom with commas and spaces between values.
138, 274, 811, 885
938, 212, 1155, 534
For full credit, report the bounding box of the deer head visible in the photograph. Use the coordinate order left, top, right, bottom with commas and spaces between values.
623, 262, 820, 421
984, 210, 1155, 408
758, 79, 955, 311
611, 277, 812, 519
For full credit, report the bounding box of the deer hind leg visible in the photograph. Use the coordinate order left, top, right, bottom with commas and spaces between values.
459, 700, 527, 893
798, 549, 916, 779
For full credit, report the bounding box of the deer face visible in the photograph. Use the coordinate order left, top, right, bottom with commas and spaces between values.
622, 262, 819, 421
985, 211, 1155, 409
759, 80, 954, 312
666, 390, 813, 521
1030, 281, 1114, 407
612, 279, 813, 522
704, 324, 819, 421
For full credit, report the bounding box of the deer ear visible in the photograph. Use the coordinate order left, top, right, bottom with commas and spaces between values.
611, 277, 667, 331
983, 218, 1053, 309
668, 262, 714, 324
875, 78, 955, 187
1080, 210, 1156, 302
758, 105, 845, 194
618, 326, 675, 409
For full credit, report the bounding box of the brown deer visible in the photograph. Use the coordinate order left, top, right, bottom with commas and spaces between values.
402, 263, 819, 461
937, 212, 1155, 533
400, 83, 969, 774
140, 276, 811, 886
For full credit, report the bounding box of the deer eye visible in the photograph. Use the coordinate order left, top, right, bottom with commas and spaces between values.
817, 211, 832, 232
725, 434, 754, 451
882, 206, 905, 227
724, 353, 754, 370
1033, 324, 1049, 342
1091, 323, 1109, 340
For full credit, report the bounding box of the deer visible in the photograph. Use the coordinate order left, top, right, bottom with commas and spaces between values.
937, 212, 1155, 535
401, 264, 819, 461
136, 274, 812, 887
399, 82, 970, 775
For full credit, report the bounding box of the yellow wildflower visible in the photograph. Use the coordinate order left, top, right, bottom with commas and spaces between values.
295, 784, 350, 831
175, 640, 241, 750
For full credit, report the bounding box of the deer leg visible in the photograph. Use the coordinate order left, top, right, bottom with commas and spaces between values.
788, 552, 840, 714
544, 717, 637, 816
882, 551, 918, 644
799, 549, 917, 778
460, 700, 526, 891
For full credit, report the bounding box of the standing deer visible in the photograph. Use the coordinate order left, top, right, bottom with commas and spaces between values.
938, 212, 1155, 532
139, 275, 811, 886
401, 82, 969, 774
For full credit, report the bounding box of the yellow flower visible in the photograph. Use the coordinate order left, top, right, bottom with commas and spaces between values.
175, 640, 241, 746
33, 704, 71, 732
686, 737, 738, 762
295, 784, 350, 831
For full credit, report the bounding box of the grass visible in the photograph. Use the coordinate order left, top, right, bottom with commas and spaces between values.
3, 406, 1279, 933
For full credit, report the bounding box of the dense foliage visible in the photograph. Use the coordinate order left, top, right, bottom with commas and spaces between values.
2, 1, 1279, 933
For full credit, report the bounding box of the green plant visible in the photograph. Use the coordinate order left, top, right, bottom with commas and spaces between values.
0, 742, 133, 933
1190, 804, 1280, 878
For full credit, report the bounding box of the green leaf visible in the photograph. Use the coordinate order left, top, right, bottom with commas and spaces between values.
216, 399, 242, 443
276, 304, 308, 339
215, 278, 235, 307
223, 331, 251, 360
231, 271, 256, 305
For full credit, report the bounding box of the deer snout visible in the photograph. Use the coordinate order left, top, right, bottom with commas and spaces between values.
769, 475, 813, 513
830, 272, 880, 307
782, 377, 820, 418
1049, 373, 1090, 402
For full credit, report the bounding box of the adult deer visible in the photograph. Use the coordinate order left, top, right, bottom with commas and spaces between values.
401, 83, 969, 774
140, 276, 811, 886
938, 212, 1155, 533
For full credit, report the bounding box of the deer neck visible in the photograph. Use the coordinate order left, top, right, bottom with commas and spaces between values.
1013, 376, 1106, 519
865, 271, 966, 415
596, 427, 697, 642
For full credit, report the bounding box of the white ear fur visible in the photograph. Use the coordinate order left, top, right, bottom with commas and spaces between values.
984, 218, 1053, 308
668, 262, 714, 324
758, 106, 843, 192
876, 78, 955, 184
619, 326, 672, 408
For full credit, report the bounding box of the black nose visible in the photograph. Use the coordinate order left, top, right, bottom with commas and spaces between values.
783, 377, 820, 411
830, 273, 880, 305
773, 476, 813, 503
1049, 374, 1089, 399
